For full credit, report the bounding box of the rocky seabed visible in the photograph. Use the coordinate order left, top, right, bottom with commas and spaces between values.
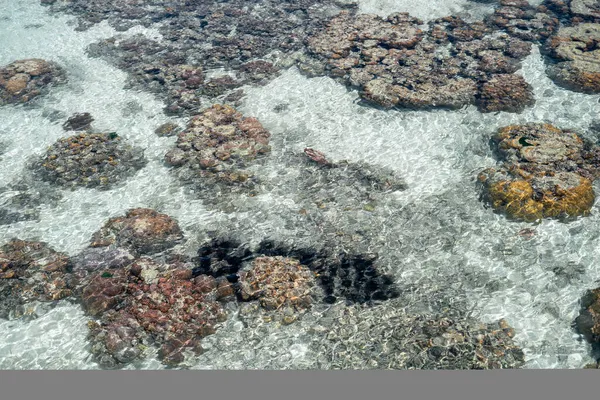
3, 0, 600, 369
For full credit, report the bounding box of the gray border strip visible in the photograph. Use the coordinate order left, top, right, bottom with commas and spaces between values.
0, 370, 596, 400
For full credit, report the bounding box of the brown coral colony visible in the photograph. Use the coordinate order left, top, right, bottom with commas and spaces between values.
239, 256, 317, 312
89, 208, 184, 255
478, 123, 600, 221
306, 11, 537, 112
0, 58, 66, 105
0, 239, 74, 319
36, 132, 146, 190
165, 104, 271, 184
76, 209, 230, 367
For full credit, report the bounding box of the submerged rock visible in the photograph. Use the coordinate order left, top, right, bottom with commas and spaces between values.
62, 112, 94, 132
87, 314, 144, 366
275, 148, 408, 218
154, 122, 181, 137
83, 257, 227, 368
478, 123, 600, 221
86, 35, 206, 114
54, 0, 355, 114
302, 147, 407, 192
33, 132, 147, 190
569, 0, 600, 20
545, 23, 600, 93
89, 208, 184, 255
72, 247, 136, 273
488, 0, 559, 41
81, 267, 129, 317
194, 237, 254, 278
476, 74, 535, 112
490, 123, 594, 168
479, 168, 594, 221
200, 75, 241, 98
0, 180, 62, 226
0, 59, 66, 105
575, 287, 600, 352
307, 12, 535, 112
239, 256, 318, 315
164, 104, 271, 187
0, 239, 75, 319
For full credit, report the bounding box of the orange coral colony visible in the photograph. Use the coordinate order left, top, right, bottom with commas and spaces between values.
478, 123, 599, 221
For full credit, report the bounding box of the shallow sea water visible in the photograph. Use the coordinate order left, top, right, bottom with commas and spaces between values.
1, 0, 600, 369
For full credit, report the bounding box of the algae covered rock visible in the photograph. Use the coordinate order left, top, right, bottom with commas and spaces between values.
80, 266, 129, 317
89, 208, 184, 255
570, 0, 600, 20
476, 74, 535, 112
239, 256, 318, 312
0, 239, 75, 319
478, 123, 600, 221
546, 23, 600, 93
82, 257, 227, 368
478, 168, 595, 221
34, 132, 146, 190
307, 11, 535, 113
165, 104, 271, 186
0, 59, 66, 105
77, 210, 225, 367
488, 0, 559, 41
47, 0, 350, 114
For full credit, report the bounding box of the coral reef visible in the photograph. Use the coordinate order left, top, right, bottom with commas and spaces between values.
306, 12, 535, 112
487, 0, 559, 41
478, 123, 600, 221
570, 0, 600, 20
86, 35, 206, 114
49, 0, 356, 114
0, 205, 526, 369
545, 23, 600, 93
545, 0, 600, 22
0, 239, 75, 319
9, 1, 550, 371
82, 257, 227, 367
0, 59, 66, 105
164, 104, 271, 187
89, 208, 184, 255
33, 132, 147, 190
